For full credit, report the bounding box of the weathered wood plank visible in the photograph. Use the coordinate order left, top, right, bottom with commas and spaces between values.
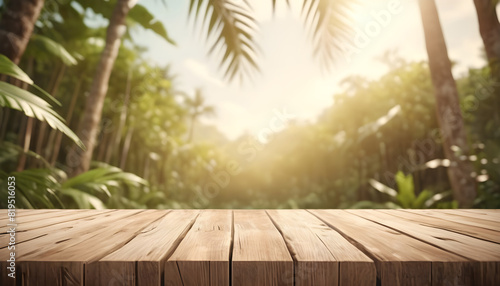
0, 210, 120, 248
400, 209, 500, 232
442, 209, 500, 224
352, 210, 500, 261
165, 210, 232, 286
0, 209, 88, 227
351, 210, 500, 285
0, 210, 115, 247
0, 210, 165, 286
1, 209, 499, 285
86, 210, 199, 286
232, 210, 293, 286
268, 210, 376, 286
311, 209, 473, 286
388, 210, 500, 243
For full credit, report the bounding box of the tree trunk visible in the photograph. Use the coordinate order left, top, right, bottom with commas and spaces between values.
0, 0, 44, 64
119, 127, 133, 170
49, 76, 84, 165
474, 0, 500, 75
113, 66, 132, 160
36, 63, 66, 161
16, 117, 33, 171
70, 0, 137, 176
418, 0, 477, 207
473, 0, 500, 118
16, 57, 34, 171
0, 108, 10, 141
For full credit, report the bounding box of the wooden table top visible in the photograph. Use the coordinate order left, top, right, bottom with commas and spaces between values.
0, 209, 499, 285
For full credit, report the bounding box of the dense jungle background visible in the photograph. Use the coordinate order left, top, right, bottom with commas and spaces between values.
0, 0, 499, 209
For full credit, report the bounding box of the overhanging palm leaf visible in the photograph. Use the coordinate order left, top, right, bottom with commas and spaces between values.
301, 0, 353, 67
0, 55, 84, 149
189, 0, 259, 81
128, 4, 176, 45
192, 0, 353, 81
28, 34, 77, 66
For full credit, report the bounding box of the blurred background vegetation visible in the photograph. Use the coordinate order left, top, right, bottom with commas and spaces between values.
0, 0, 499, 209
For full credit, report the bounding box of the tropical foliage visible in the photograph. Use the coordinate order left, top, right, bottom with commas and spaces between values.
0, 0, 499, 209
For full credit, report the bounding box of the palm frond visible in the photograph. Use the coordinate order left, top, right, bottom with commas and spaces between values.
29, 34, 77, 66
0, 55, 84, 149
0, 55, 33, 84
128, 4, 176, 45
300, 0, 354, 68
0, 82, 84, 149
189, 0, 259, 81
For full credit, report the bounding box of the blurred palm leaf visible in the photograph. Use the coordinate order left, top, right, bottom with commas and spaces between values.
300, 0, 353, 67
128, 4, 176, 45
58, 188, 106, 209
29, 34, 77, 65
0, 55, 33, 84
0, 55, 84, 149
369, 171, 454, 209
0, 82, 84, 149
0, 169, 62, 209
189, 0, 259, 81
192, 0, 353, 81
62, 165, 147, 198
77, 0, 175, 45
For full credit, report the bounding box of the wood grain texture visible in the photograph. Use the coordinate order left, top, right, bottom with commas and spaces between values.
400, 209, 500, 232
86, 210, 199, 286
1, 209, 499, 285
268, 210, 376, 286
310, 209, 472, 286
442, 209, 500, 225
389, 210, 500, 243
232, 210, 293, 286
165, 210, 232, 286
352, 210, 500, 261
2, 210, 165, 286
0, 210, 115, 248
351, 210, 500, 286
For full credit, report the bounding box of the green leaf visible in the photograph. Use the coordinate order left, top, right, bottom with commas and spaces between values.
0, 55, 34, 84
0, 81, 85, 149
59, 188, 106, 209
128, 4, 176, 45
189, 0, 259, 81
29, 34, 77, 66
395, 171, 416, 208
413, 189, 433, 208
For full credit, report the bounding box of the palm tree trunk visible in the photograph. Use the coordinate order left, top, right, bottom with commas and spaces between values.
418, 0, 477, 207
112, 66, 132, 160
0, 108, 10, 141
473, 0, 500, 117
16, 117, 33, 171
16, 57, 34, 171
0, 0, 44, 64
49, 76, 84, 165
474, 0, 500, 74
70, 0, 137, 177
104, 130, 115, 163
36, 64, 66, 161
96, 131, 109, 162
120, 127, 134, 170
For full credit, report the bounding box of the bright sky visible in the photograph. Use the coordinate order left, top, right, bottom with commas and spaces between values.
135, 0, 493, 140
